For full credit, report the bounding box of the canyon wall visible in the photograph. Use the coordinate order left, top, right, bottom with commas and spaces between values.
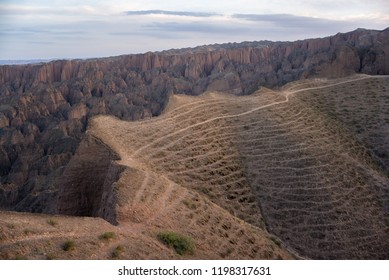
57, 136, 124, 224
0, 28, 388, 219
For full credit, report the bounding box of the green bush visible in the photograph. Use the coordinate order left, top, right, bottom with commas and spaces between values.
99, 231, 115, 240
46, 253, 56, 260
62, 240, 75, 251
23, 229, 35, 235
112, 245, 124, 259
182, 199, 197, 210
47, 219, 58, 227
269, 236, 281, 247
15, 254, 26, 260
158, 231, 195, 255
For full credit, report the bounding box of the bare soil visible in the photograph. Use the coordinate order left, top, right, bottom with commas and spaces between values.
1, 74, 388, 259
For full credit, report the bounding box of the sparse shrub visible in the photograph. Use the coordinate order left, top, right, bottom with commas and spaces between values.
46, 253, 56, 260
15, 254, 26, 260
158, 231, 195, 255
62, 240, 75, 251
269, 236, 281, 247
183, 199, 197, 210
99, 231, 115, 240
112, 245, 124, 259
0, 230, 6, 241
23, 229, 35, 235
47, 219, 58, 227
220, 247, 234, 258
201, 187, 210, 195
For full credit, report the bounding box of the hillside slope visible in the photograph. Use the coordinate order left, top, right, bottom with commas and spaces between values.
89, 75, 389, 259
1, 28, 389, 214
0, 161, 294, 260
1, 75, 388, 259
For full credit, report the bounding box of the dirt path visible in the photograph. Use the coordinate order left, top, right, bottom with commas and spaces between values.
132, 171, 151, 205
85, 74, 389, 260
130, 75, 372, 158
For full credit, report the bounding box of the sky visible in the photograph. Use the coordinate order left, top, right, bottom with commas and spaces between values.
0, 0, 388, 60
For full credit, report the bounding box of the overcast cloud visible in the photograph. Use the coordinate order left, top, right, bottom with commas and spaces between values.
0, 0, 388, 60
126, 10, 221, 18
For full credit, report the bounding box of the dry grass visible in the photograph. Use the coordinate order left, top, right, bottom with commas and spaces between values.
90, 74, 389, 259
1, 75, 388, 260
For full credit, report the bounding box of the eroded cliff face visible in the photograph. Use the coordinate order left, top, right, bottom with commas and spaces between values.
57, 136, 124, 225
0, 28, 388, 219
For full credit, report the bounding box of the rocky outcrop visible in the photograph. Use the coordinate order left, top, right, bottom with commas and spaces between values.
0, 28, 388, 220
57, 136, 124, 225
1, 28, 388, 92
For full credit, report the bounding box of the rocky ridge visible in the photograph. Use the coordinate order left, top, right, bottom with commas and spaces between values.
0, 28, 388, 218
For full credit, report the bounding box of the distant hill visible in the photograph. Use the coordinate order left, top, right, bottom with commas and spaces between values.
0, 59, 52, 66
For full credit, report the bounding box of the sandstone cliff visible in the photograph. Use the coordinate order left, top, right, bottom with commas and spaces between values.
0, 28, 388, 220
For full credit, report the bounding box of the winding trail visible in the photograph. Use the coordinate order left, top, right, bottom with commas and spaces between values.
130, 74, 373, 158
87, 74, 389, 260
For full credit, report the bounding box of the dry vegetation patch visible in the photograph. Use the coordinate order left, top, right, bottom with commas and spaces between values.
91, 75, 389, 259
2, 75, 388, 260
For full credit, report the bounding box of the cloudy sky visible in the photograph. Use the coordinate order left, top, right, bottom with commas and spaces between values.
0, 0, 388, 60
